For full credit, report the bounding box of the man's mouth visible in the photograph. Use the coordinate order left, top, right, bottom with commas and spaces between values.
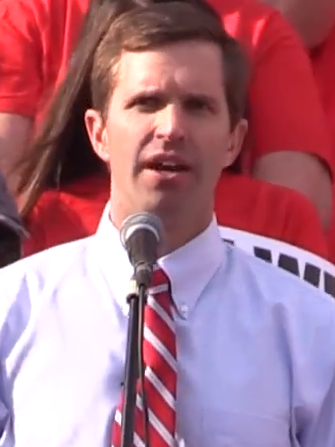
145, 161, 190, 173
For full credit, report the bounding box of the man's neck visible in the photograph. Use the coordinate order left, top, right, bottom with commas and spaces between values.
109, 202, 213, 257
157, 218, 212, 257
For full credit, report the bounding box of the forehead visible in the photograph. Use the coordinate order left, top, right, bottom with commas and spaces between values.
114, 41, 226, 98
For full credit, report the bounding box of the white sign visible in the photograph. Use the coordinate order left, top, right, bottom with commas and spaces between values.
219, 226, 335, 297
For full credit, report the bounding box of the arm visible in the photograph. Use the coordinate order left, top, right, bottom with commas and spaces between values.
248, 11, 333, 228
0, 0, 44, 194
0, 114, 33, 194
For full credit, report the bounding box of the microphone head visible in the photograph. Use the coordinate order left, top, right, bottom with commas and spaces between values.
120, 212, 163, 248
120, 213, 163, 288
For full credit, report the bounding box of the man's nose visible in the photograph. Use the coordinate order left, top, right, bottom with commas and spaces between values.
155, 105, 186, 141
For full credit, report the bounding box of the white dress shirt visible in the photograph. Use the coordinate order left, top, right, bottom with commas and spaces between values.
0, 206, 335, 447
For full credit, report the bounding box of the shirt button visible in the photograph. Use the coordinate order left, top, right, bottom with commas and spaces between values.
179, 303, 188, 318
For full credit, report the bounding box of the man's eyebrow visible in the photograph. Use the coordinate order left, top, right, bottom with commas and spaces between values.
123, 89, 220, 108
182, 92, 220, 109
183, 92, 217, 102
123, 89, 164, 106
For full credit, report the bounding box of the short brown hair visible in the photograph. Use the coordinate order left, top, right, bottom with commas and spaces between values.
91, 2, 248, 127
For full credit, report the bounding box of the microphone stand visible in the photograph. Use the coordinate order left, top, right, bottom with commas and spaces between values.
120, 278, 147, 447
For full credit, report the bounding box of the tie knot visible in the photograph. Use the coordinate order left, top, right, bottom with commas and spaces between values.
151, 266, 170, 289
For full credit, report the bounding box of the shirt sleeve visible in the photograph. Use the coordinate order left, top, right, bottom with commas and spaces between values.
0, 0, 44, 118
247, 11, 332, 173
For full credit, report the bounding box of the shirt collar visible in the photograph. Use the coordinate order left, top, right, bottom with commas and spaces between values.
93, 203, 224, 317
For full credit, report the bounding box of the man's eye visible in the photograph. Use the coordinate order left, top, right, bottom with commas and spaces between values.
134, 96, 164, 112
184, 97, 212, 113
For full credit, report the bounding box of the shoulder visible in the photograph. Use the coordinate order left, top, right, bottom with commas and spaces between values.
0, 236, 94, 305
0, 236, 99, 346
224, 244, 335, 403
226, 243, 335, 317
0, 232, 109, 368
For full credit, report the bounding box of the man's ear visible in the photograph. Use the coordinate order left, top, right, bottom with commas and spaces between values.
222, 119, 248, 169
84, 109, 110, 162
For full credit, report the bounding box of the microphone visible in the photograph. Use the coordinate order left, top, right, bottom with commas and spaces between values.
120, 212, 163, 289
120, 213, 163, 447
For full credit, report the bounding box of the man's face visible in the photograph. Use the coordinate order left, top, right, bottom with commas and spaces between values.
87, 41, 245, 224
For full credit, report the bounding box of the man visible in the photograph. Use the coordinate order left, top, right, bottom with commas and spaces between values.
0, 3, 334, 446
0, 171, 25, 266
0, 0, 332, 227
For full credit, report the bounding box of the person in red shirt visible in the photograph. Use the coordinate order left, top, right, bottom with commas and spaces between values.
19, 0, 328, 260
259, 0, 335, 258
0, 0, 332, 227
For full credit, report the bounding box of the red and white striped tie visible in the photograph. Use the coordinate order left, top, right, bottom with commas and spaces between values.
112, 268, 177, 447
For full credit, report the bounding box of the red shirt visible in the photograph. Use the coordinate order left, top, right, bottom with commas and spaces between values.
0, 0, 88, 118
24, 173, 329, 259
311, 26, 335, 262
0, 0, 331, 173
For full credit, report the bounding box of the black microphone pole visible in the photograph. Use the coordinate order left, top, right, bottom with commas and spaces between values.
121, 277, 146, 447
119, 213, 163, 447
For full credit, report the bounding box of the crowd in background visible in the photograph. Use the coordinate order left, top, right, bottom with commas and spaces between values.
0, 0, 335, 265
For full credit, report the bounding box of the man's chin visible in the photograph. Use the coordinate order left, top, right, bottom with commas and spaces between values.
138, 194, 184, 219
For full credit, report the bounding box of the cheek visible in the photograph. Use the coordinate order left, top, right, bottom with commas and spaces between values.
108, 114, 155, 162
201, 126, 232, 168
105, 121, 142, 177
